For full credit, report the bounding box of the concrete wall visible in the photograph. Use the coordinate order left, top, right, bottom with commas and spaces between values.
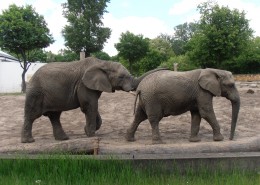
0, 62, 46, 93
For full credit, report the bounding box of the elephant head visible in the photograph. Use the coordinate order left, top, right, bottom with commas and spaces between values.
82, 61, 133, 92
198, 68, 240, 140
82, 61, 167, 93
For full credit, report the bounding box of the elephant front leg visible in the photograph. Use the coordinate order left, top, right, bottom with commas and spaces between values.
96, 112, 102, 131
189, 111, 201, 142
84, 106, 98, 137
199, 104, 224, 141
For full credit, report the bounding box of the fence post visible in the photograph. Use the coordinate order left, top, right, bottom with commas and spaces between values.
80, 52, 85, 60
174, 63, 178, 71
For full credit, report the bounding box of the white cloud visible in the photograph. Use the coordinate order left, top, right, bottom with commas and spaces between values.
169, 0, 204, 15
0, 0, 26, 11
32, 0, 67, 53
102, 13, 172, 56
217, 0, 260, 36
0, 0, 67, 54
2, 0, 260, 56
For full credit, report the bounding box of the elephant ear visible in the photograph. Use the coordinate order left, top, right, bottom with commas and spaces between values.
82, 64, 112, 92
198, 69, 221, 96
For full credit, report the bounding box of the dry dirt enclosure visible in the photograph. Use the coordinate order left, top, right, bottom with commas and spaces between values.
0, 86, 259, 155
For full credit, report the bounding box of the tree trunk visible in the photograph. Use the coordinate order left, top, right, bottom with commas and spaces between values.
21, 70, 27, 93
20, 51, 29, 93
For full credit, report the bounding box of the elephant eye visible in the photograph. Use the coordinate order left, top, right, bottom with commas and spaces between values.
225, 83, 234, 88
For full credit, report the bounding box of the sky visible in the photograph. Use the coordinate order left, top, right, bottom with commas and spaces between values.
1, 0, 260, 56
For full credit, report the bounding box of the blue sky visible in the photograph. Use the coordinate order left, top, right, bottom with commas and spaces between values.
1, 0, 260, 56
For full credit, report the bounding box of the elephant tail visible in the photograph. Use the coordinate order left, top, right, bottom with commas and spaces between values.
133, 90, 140, 115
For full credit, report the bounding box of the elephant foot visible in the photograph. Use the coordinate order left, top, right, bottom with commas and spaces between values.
21, 136, 35, 143
53, 129, 69, 141
84, 126, 96, 137
189, 136, 201, 142
126, 137, 136, 142
54, 133, 69, 141
86, 132, 95, 137
125, 131, 136, 142
125, 135, 136, 142
152, 139, 165, 144
85, 130, 96, 137
213, 133, 224, 141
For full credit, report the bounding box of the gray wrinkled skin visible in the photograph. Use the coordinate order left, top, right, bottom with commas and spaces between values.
21, 57, 164, 143
126, 68, 240, 144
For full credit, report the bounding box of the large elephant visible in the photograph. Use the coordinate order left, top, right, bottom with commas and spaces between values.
21, 57, 164, 143
126, 68, 240, 144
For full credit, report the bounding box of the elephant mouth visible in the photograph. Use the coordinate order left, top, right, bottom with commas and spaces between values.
221, 91, 228, 98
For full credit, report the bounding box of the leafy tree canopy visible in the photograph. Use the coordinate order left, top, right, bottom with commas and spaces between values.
115, 31, 149, 73
46, 49, 79, 63
0, 4, 54, 92
228, 36, 260, 73
91, 51, 111, 60
135, 37, 175, 75
62, 0, 111, 57
187, 1, 253, 69
159, 22, 199, 56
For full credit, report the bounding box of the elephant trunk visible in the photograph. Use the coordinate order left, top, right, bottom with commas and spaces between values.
131, 68, 168, 90
229, 89, 240, 140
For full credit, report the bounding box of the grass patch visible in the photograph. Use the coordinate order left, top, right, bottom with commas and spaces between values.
0, 156, 259, 185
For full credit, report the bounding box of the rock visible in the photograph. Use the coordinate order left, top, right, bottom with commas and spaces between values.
249, 84, 258, 88
247, 89, 254, 94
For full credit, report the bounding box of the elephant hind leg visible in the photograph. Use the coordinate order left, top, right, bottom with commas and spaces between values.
21, 117, 38, 143
21, 94, 43, 143
126, 105, 147, 142
148, 115, 164, 144
47, 111, 69, 140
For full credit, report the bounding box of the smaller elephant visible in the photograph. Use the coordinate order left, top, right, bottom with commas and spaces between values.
126, 68, 240, 144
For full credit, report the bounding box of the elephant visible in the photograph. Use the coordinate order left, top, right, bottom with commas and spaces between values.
21, 57, 165, 143
126, 68, 240, 144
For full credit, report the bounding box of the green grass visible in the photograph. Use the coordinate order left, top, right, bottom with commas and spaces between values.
0, 156, 259, 185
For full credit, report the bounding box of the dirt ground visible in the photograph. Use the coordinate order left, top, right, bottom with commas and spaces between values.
0, 86, 259, 155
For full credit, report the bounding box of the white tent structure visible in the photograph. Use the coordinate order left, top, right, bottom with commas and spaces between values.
0, 51, 46, 93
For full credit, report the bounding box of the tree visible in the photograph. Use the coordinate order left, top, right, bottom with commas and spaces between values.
159, 23, 198, 56
228, 36, 260, 73
27, 49, 47, 63
187, 1, 253, 69
149, 37, 175, 58
172, 22, 199, 55
0, 4, 54, 92
46, 50, 79, 63
136, 37, 174, 75
91, 51, 110, 60
62, 0, 111, 57
115, 31, 149, 73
